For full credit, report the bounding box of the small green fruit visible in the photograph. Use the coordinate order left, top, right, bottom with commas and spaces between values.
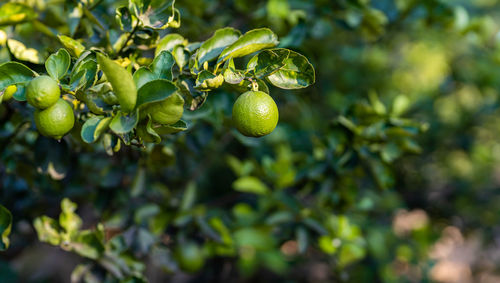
232, 90, 279, 137
26, 75, 60, 109
34, 98, 75, 139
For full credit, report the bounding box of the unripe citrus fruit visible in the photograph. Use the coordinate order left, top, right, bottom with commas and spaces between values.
232, 90, 279, 137
175, 243, 205, 273
2, 85, 17, 101
142, 92, 184, 125
34, 98, 75, 139
26, 75, 60, 109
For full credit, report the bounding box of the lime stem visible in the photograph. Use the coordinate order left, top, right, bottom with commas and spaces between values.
251, 80, 259, 92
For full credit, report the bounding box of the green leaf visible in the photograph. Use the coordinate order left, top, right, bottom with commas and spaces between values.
70, 230, 105, 260
0, 62, 35, 96
172, 45, 189, 70
217, 28, 279, 64
195, 70, 224, 91
97, 53, 137, 113
58, 35, 85, 58
154, 120, 187, 135
233, 176, 270, 195
116, 6, 137, 32
109, 110, 139, 134
197, 27, 241, 66
133, 67, 156, 90
223, 58, 244, 84
0, 205, 12, 251
151, 50, 175, 81
247, 48, 289, 78
155, 33, 185, 56
0, 2, 37, 26
136, 115, 161, 143
72, 51, 98, 89
81, 116, 112, 143
130, 0, 180, 30
60, 198, 82, 237
7, 39, 43, 64
81, 83, 115, 114
45, 49, 71, 81
136, 79, 178, 109
267, 50, 315, 89
34, 216, 61, 246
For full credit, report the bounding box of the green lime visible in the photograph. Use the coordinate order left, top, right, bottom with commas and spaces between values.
2, 85, 17, 102
34, 98, 75, 139
175, 242, 205, 273
232, 90, 279, 137
26, 75, 60, 109
142, 92, 184, 125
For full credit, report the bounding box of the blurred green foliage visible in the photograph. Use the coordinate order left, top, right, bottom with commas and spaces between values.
1, 0, 500, 282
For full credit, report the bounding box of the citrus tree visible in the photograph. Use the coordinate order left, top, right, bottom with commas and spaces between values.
1, 0, 484, 282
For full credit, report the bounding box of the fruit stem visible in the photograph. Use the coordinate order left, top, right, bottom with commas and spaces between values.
250, 79, 259, 92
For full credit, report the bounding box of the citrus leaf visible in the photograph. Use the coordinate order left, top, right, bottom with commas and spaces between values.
97, 53, 137, 113
0, 2, 37, 26
267, 50, 315, 89
136, 79, 178, 109
151, 50, 175, 81
197, 27, 241, 66
130, 0, 180, 30
59, 198, 82, 237
33, 216, 61, 246
7, 39, 44, 64
45, 49, 71, 81
72, 51, 97, 89
247, 48, 290, 78
70, 230, 105, 260
0, 205, 12, 251
172, 45, 189, 70
133, 67, 156, 90
223, 58, 244, 84
233, 176, 270, 195
0, 62, 35, 98
81, 116, 112, 143
154, 120, 187, 135
217, 28, 279, 64
156, 33, 185, 56
116, 6, 137, 32
58, 35, 85, 58
109, 110, 139, 134
137, 115, 161, 143
195, 70, 224, 91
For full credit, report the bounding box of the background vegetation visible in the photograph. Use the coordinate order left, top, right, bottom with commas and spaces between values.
1, 0, 500, 282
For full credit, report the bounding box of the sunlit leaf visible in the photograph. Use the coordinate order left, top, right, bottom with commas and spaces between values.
0, 2, 37, 26
267, 50, 315, 89
217, 28, 279, 64
0, 205, 12, 251
45, 49, 71, 81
